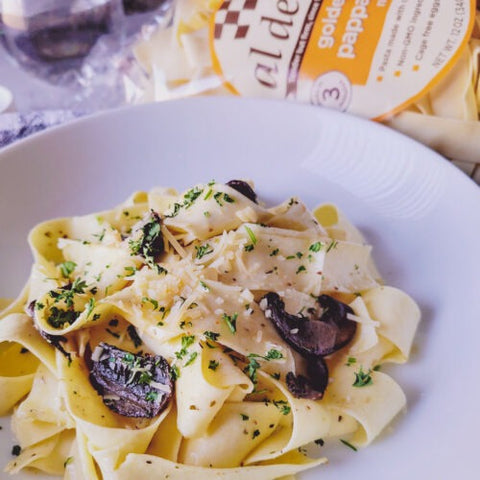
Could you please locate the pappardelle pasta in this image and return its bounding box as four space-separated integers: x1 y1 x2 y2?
0 180 420 479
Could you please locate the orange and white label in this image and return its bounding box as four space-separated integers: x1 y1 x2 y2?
210 0 475 119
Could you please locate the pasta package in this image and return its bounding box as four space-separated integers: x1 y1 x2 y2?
0 180 420 479
128 0 480 179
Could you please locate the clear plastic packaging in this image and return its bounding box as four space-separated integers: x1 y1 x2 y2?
0 0 173 111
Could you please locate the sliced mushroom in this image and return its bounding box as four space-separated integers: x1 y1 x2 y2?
316 294 357 353
89 343 173 418
286 356 329 400
261 292 357 399
226 180 258 203
262 292 356 357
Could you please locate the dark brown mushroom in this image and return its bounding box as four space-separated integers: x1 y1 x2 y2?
286 356 329 400
262 292 356 357
226 180 258 204
261 292 357 399
89 343 173 418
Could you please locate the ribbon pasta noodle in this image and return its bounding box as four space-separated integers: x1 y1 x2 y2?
0 180 420 479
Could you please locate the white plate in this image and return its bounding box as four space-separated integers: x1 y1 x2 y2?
0 98 479 479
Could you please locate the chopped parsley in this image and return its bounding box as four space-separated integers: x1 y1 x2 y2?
175 335 196 360
352 366 373 387
183 186 203 208
195 244 213 259
48 278 87 308
204 188 213 200
123 352 135 364
223 193 235 203
244 355 261 385
345 356 357 367
243 350 284 389
145 391 159 402
273 400 291 415
128 211 164 271
340 439 357 451
240 413 249 421
326 240 339 253
244 226 257 245
184 352 198 367
47 306 80 329
309 242 323 252
270 248 279 256
166 186 205 218
214 191 235 206
171 365 180 380
35 301 45 310
222 313 238 334
263 349 284 360
59 261 76 278
86 298 96 318
296 265 306 274
93 228 106 242
142 297 159 310
208 360 220 371
204 331 220 342
124 266 137 277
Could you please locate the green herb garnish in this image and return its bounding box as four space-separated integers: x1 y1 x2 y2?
352 366 373 387
195 244 213 259
309 242 323 252
208 360 220 371
340 439 357 451
222 313 238 334
244 226 257 245
59 261 76 278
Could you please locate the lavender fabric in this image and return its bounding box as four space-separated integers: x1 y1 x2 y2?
0 110 80 148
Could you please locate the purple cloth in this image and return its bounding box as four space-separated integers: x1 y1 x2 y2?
0 110 80 148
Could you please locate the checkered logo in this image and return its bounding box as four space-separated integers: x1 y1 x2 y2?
214 0 258 40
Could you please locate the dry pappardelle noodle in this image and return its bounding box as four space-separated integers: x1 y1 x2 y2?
0 180 420 479
130 1 480 179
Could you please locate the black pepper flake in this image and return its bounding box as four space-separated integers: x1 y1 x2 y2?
11 445 21 456
127 325 143 348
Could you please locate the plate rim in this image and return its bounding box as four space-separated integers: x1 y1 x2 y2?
1 97 478 194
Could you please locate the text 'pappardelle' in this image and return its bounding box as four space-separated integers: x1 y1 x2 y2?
0 180 420 479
